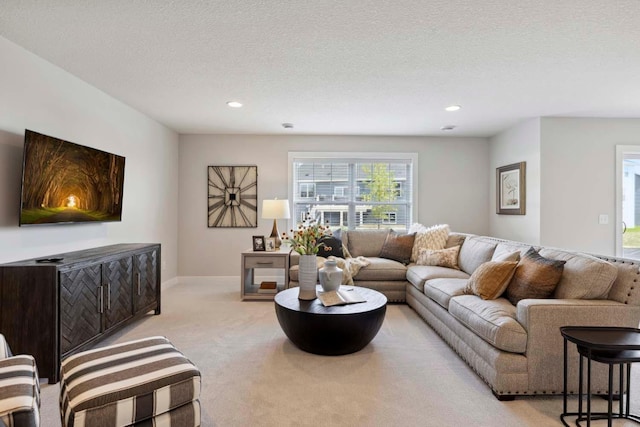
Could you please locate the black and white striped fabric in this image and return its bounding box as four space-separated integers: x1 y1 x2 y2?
0 354 41 427
59 336 201 427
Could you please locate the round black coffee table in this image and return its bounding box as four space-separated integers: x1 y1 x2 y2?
274 285 387 355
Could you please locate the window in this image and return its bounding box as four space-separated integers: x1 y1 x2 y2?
289 152 417 230
299 183 315 198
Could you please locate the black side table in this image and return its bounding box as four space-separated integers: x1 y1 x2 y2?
560 326 640 427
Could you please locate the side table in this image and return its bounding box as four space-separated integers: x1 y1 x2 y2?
560 326 640 427
241 247 290 300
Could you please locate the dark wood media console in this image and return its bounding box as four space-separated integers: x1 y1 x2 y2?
0 243 161 383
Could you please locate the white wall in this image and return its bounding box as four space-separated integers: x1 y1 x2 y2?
489 118 541 244
179 134 490 276
0 36 180 280
540 117 640 255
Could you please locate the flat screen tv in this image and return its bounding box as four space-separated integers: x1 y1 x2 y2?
19 130 126 226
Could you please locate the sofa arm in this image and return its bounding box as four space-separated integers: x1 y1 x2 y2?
289 251 300 267
516 299 640 393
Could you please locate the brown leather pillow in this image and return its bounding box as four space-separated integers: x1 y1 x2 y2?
465 261 518 300
506 247 566 305
379 231 415 265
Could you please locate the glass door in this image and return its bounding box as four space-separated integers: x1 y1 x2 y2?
617 146 640 258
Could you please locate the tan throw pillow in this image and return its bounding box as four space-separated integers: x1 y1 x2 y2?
416 245 460 269
464 261 518 300
379 231 415 265
506 247 566 305
411 224 450 262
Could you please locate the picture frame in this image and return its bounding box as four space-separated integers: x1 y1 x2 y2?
252 235 266 251
207 165 258 228
496 162 526 215
265 237 276 252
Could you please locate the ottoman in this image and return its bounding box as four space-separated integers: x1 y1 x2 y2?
59 336 201 427
0 355 40 427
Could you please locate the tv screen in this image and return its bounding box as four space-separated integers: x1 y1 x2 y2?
19 130 126 226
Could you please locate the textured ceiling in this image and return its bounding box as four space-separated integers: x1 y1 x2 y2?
1 1 639 136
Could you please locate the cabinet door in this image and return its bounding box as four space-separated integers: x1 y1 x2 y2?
133 249 158 314
59 265 102 354
103 257 133 330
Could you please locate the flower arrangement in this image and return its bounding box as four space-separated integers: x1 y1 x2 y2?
282 215 332 255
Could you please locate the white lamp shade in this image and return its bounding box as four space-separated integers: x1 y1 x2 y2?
262 199 291 219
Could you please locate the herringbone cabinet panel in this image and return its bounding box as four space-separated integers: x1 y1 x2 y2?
135 250 157 313
60 265 102 354
103 258 133 330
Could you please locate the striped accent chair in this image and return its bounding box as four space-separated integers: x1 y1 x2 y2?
0 334 41 427
59 336 201 427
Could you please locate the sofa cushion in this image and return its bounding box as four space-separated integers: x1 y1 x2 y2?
506 247 566 305
406 265 470 291
424 278 469 309
539 248 618 300
411 224 450 262
352 257 407 281
491 242 531 261
464 261 518 300
346 230 389 257
448 295 528 353
379 231 415 265
445 232 467 249
458 237 498 275
416 246 460 269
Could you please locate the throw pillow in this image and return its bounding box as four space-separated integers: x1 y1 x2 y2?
379 231 415 265
416 245 460 269
464 261 518 300
493 250 521 262
505 247 566 305
318 236 344 258
411 224 450 263
408 222 428 234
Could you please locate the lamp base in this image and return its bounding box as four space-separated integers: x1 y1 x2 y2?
270 219 282 248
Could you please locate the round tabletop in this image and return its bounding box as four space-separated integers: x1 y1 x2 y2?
274 285 387 355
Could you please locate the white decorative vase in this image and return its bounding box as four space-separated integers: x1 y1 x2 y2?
298 254 318 300
319 259 342 292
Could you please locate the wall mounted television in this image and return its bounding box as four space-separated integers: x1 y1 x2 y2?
19 130 126 226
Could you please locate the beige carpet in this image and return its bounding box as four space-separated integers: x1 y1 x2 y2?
41 277 639 426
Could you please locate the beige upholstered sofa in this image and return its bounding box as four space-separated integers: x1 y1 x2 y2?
288 229 640 400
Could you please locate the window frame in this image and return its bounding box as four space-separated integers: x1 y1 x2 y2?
288 152 418 231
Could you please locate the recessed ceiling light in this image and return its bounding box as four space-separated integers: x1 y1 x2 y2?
282 123 294 129
441 125 456 131
445 105 461 112
226 101 243 108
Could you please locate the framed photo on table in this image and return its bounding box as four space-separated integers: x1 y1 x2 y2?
252 235 265 251
496 162 526 215
265 237 276 252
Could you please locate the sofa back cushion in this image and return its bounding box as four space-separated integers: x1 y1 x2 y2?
538 248 617 300
458 236 498 275
492 242 531 261
345 229 389 257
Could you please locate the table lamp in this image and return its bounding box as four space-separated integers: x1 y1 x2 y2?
262 199 291 249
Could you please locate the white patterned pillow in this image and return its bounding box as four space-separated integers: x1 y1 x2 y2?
408 223 428 234
411 224 450 263
416 245 460 269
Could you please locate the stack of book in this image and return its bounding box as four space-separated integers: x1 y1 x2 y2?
258 281 278 294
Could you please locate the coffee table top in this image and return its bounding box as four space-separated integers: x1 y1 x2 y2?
560 326 640 351
275 285 387 315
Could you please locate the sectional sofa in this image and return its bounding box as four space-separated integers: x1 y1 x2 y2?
288 229 640 400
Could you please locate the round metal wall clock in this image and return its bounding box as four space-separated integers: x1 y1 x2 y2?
207 165 257 227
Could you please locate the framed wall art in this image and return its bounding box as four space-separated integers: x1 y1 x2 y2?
208 165 258 227
496 162 526 215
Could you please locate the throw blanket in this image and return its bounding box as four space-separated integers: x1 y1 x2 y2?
324 256 371 285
